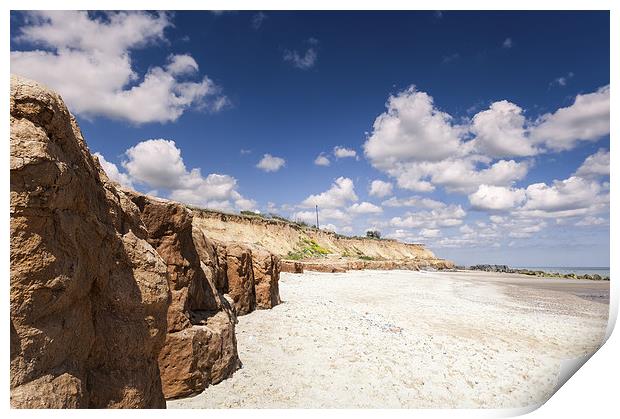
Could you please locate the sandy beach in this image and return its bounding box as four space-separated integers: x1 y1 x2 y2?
168 270 609 409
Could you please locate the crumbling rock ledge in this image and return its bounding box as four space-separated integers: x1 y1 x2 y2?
124 192 242 400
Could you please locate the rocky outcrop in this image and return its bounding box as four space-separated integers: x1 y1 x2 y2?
249 246 282 309
466 265 609 281
469 264 512 273
426 259 456 270
126 193 241 399
10 75 170 408
157 311 238 399
221 243 256 315
198 240 282 315
300 261 348 273
9 75 255 406
281 260 304 274
192 229 228 295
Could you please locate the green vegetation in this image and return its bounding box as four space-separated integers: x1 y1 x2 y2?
302 238 330 254
237 211 314 229
341 247 373 260
286 238 330 260
366 230 382 239
269 213 291 222
240 210 265 218
285 251 304 260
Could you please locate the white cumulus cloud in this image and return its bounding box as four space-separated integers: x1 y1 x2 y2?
364 86 463 168
322 223 337 232
294 208 348 224
469 185 526 211
575 216 607 227
363 85 609 196
333 146 358 159
314 153 330 166
301 177 358 209
382 196 446 209
390 204 466 229
369 180 393 198
471 100 538 157
574 149 609 178
348 202 383 215
363 86 529 194
530 85 610 151
96 139 254 211
518 176 606 218
256 154 286 172
420 228 441 238
10 11 227 124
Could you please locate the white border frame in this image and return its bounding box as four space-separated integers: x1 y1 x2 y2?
2 2 616 418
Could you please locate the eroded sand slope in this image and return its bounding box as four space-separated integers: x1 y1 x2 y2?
169 270 609 409
192 210 440 261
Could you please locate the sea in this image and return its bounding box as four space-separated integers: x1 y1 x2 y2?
515 266 610 277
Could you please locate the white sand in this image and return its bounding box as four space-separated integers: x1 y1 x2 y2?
168 270 609 409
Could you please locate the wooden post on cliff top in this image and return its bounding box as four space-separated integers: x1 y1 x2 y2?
315 205 319 229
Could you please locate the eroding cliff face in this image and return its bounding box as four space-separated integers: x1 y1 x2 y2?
192 210 454 270
10 75 170 408
125 193 241 399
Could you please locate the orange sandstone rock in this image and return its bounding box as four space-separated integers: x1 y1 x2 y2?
10 75 169 408
126 194 241 399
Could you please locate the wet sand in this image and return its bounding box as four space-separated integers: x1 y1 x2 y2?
496 275 609 304
168 270 609 409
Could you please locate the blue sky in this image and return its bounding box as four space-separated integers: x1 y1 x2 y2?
10 10 610 266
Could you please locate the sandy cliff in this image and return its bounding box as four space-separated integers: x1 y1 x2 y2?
192 210 453 271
